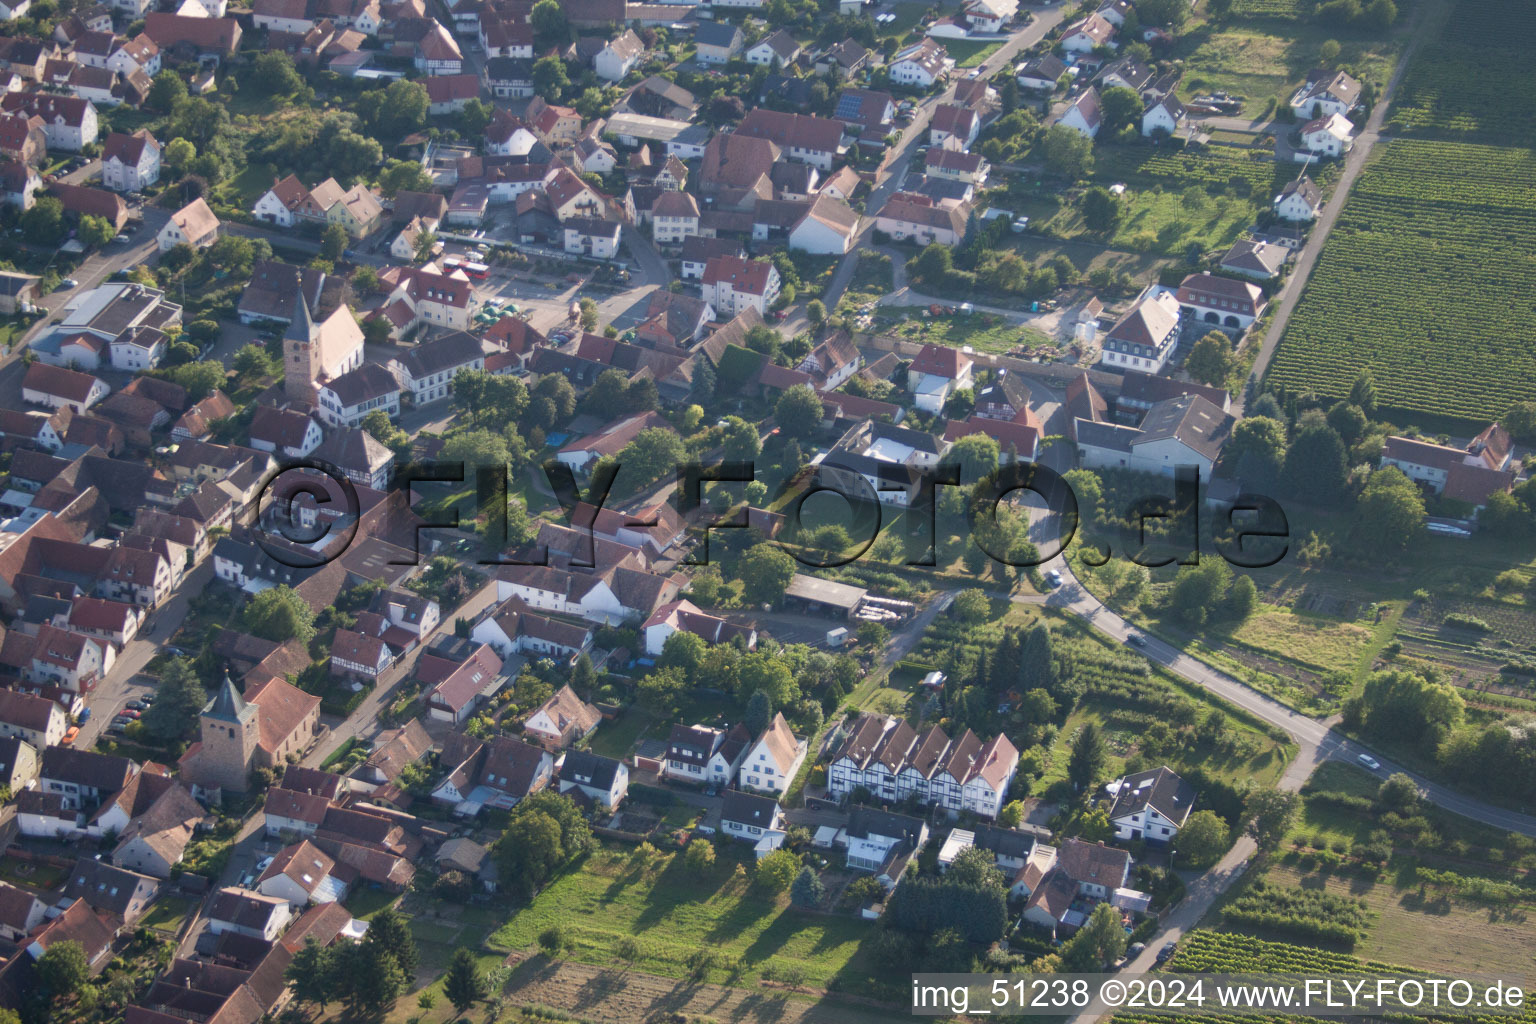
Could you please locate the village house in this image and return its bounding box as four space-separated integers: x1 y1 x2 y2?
557 749 628 809
700 255 781 316
827 713 1018 818
100 129 159 191
157 197 219 251
1107 765 1196 844
1175 271 1266 330
520 684 602 749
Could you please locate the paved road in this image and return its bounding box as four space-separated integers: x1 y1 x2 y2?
301 579 501 768
820 4 1068 310
81 561 217 749
1239 0 1445 413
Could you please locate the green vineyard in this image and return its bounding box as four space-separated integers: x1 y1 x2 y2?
1266 139 1536 425
1387 0 1536 137
1111 932 1524 1024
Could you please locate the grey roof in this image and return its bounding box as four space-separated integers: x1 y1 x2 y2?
1074 418 1139 453
847 805 925 844
1134 394 1234 463
1220 238 1288 277
559 749 623 791
324 363 398 407
204 671 255 724
64 857 159 917
1019 53 1066 81
395 330 485 379
721 789 779 827
693 21 741 48
1107 765 1196 827
968 823 1037 860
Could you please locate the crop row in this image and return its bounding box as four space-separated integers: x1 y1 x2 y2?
1267 140 1536 422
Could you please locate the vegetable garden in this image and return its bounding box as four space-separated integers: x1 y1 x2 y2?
1267 139 1536 424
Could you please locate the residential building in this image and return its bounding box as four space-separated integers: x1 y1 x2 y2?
890 38 949 87
738 712 806 795
1274 175 1322 222
100 129 159 191
1175 271 1266 330
1288 68 1361 119
700 255 781 316
557 749 627 809
157 197 219 251
1296 112 1354 159
693 21 742 64
389 329 485 406
721 790 785 853
1107 765 1196 844
1075 393 1235 478
1098 289 1180 373
521 684 601 749
827 713 1018 818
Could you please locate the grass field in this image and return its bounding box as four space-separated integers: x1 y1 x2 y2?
1225 605 1377 675
1170 15 1402 116
486 845 886 997
1267 139 1536 425
882 307 1052 353
943 38 1006 68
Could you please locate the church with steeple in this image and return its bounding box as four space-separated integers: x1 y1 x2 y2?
283 291 366 403
179 670 324 794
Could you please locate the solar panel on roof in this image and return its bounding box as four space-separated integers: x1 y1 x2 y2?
833 94 863 120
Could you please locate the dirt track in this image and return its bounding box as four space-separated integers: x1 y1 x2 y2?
501 955 909 1024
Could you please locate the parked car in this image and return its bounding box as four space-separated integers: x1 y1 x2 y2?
61 726 80 746
117 708 140 719
125 699 146 711
1156 942 1177 963
1044 569 1062 588
107 724 125 736
138 693 156 704
59 278 78 289
1357 753 1382 771
78 707 91 721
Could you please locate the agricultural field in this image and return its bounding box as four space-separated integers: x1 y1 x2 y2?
1267 139 1536 425
1387 0 1536 138
486 844 888 998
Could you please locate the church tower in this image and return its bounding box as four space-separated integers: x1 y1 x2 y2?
196 671 260 792
283 292 319 402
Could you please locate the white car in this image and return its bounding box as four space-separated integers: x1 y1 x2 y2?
1044 569 1063 588
1357 753 1382 771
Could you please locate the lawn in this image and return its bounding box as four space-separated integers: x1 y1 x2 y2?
584 707 649 760
140 896 197 936
880 306 1052 353
485 845 887 997
943 38 1006 68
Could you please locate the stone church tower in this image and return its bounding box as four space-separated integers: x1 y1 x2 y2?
283 292 319 402
196 672 259 792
